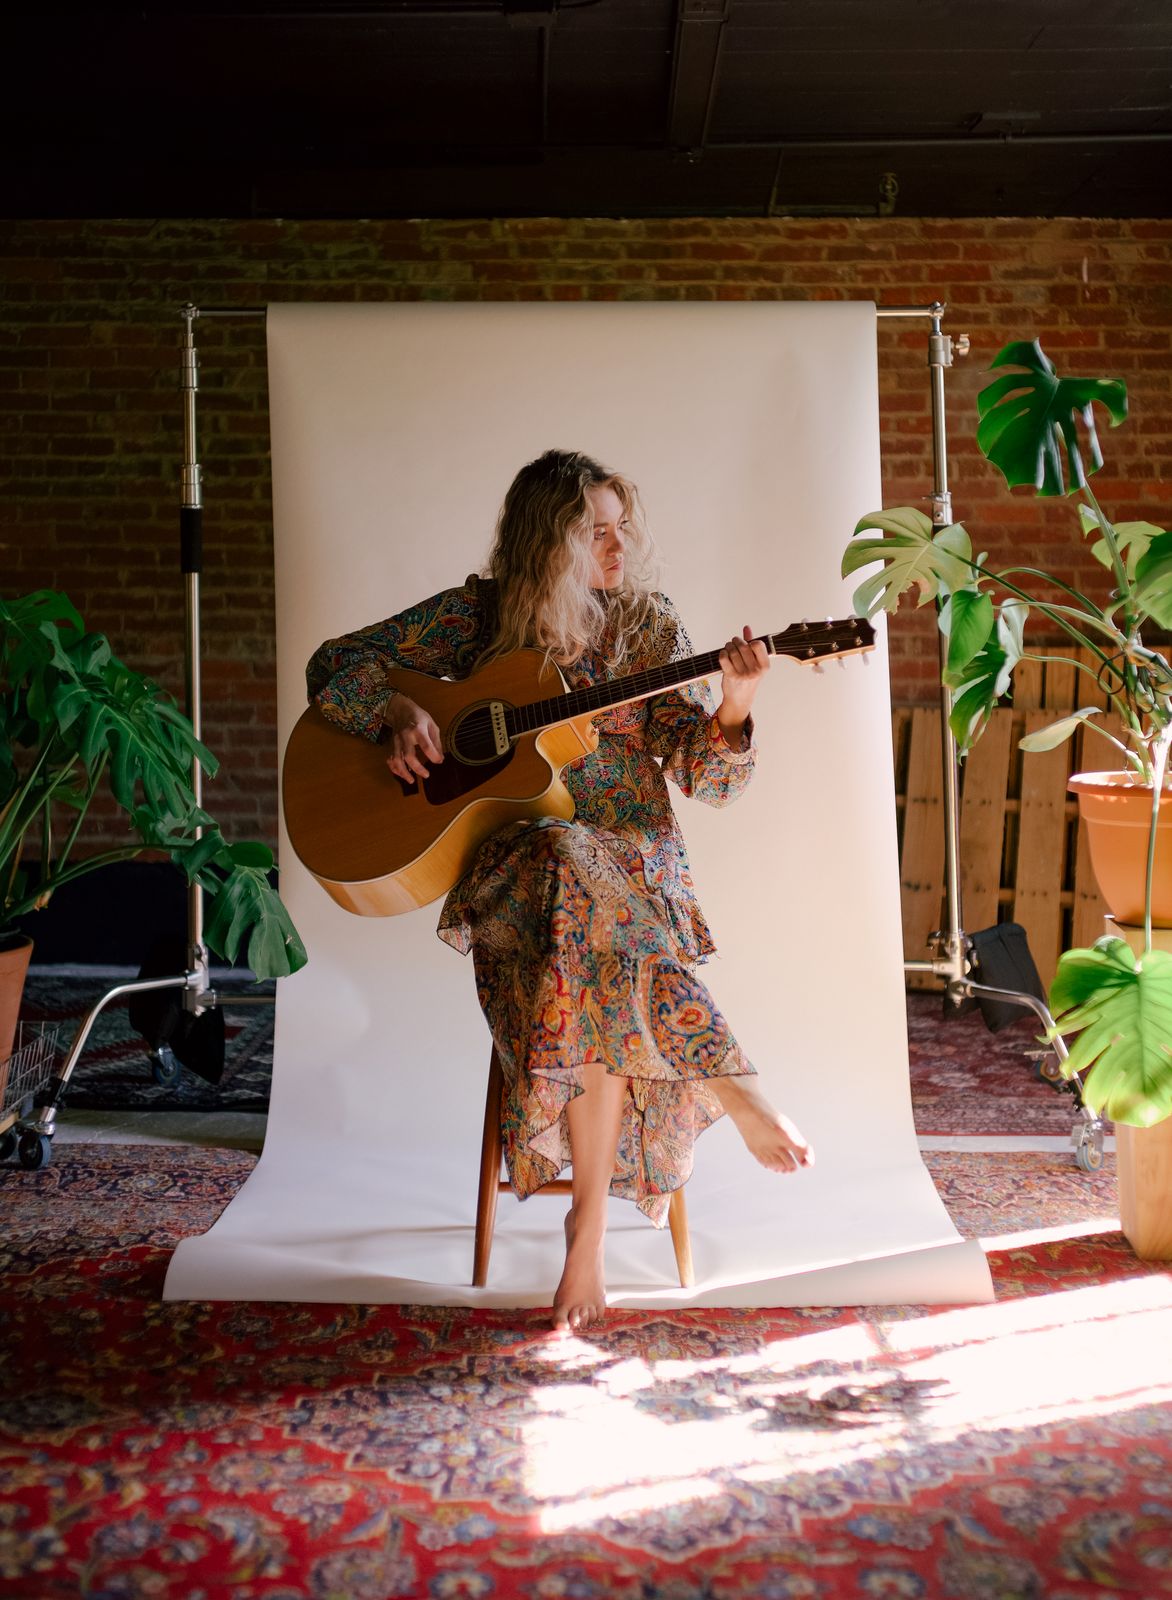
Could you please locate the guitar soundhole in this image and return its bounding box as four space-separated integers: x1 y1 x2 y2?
420 704 514 806
450 705 501 765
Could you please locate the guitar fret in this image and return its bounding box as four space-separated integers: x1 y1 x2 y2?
502 622 873 741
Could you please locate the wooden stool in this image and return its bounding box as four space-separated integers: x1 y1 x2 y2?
473 1045 695 1289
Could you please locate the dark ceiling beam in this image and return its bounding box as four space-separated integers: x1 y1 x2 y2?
667 0 730 152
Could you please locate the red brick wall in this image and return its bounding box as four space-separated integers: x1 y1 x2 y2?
3 217 1170 851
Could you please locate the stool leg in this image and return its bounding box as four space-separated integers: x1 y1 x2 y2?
473 1046 506 1287
667 1186 694 1288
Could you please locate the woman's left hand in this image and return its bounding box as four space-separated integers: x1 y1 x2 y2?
717 626 769 743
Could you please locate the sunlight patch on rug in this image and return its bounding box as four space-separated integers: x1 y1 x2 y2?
526 1320 923 1534
522 1274 1172 1543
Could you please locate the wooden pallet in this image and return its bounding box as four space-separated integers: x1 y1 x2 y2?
894 647 1116 990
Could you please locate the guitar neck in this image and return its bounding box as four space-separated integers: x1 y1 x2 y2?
505 617 875 738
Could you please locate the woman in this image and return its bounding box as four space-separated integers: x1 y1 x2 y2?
306 449 813 1332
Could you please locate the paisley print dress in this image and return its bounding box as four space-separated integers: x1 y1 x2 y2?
306 576 758 1225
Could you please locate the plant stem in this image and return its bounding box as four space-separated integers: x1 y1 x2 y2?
0 738 59 866
973 568 1116 669
1003 597 1128 643
996 567 1105 616
1081 483 1138 636
1081 718 1142 767
50 752 108 886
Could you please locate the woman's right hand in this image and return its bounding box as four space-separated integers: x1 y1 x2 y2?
384 694 444 785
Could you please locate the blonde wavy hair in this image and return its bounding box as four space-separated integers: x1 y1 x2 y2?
480 449 661 669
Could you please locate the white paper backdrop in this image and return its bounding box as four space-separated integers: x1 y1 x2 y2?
164 301 992 1308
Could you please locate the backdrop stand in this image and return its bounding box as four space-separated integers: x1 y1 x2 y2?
23 300 1101 1176
881 303 1104 1173
18 306 272 1167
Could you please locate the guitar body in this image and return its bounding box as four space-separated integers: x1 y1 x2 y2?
282 651 599 916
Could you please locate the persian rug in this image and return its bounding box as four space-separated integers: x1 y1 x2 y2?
905 991 1088 1139
20 973 1084 1138
2 1144 1168 1600
17 971 274 1112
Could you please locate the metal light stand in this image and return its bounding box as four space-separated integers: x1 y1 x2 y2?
880 302 1104 1172
16 305 271 1169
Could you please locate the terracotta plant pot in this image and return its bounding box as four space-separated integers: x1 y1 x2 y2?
1069 771 1172 928
0 932 34 1066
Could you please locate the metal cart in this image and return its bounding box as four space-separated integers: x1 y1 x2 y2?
0 1023 62 1170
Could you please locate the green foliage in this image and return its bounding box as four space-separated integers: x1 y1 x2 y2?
1049 939 1172 1126
1133 532 1172 631
839 338 1172 1127
976 339 1127 497
1017 708 1105 754
1080 510 1165 583
841 340 1171 773
0 590 306 979
842 509 975 614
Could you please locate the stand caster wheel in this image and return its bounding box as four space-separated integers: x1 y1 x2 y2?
0 1129 17 1162
149 1047 180 1087
17 1131 52 1170
1073 1126 1104 1172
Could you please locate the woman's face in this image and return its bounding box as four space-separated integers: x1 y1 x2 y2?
585 482 628 591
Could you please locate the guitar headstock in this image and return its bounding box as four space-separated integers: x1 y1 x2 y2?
767 617 876 664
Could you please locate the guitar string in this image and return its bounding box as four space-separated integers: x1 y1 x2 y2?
506 624 870 739
454 626 871 760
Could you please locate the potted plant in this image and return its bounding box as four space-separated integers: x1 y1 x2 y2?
1 588 307 1059
841 339 1172 1251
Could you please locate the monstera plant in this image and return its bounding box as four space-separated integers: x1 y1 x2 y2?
1 589 306 988
842 339 1172 1130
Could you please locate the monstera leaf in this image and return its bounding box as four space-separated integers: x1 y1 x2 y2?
1078 507 1166 582
940 587 995 688
945 598 1028 752
1133 530 1172 630
138 819 307 979
1 587 307 978
1018 707 1106 754
842 509 976 615
1050 938 1172 1127
977 340 1127 497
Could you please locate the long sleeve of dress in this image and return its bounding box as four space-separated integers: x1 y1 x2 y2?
305 578 491 742
642 596 756 808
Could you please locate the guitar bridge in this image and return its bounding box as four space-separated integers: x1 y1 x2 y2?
489 700 510 757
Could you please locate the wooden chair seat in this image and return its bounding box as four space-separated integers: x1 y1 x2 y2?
473 1045 695 1289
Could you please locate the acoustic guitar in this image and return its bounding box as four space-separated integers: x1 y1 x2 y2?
282 616 875 917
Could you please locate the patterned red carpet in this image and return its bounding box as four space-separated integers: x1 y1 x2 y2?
2 1145 1169 1599
905 992 1087 1138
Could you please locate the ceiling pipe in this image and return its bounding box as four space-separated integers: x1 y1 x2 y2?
709 131 1172 151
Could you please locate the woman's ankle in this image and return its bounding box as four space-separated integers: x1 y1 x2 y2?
565 1201 606 1248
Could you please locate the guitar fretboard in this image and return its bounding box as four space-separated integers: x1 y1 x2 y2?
505 618 874 738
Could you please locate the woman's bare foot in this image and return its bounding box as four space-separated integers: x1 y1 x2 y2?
552 1206 608 1333
713 1076 814 1173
